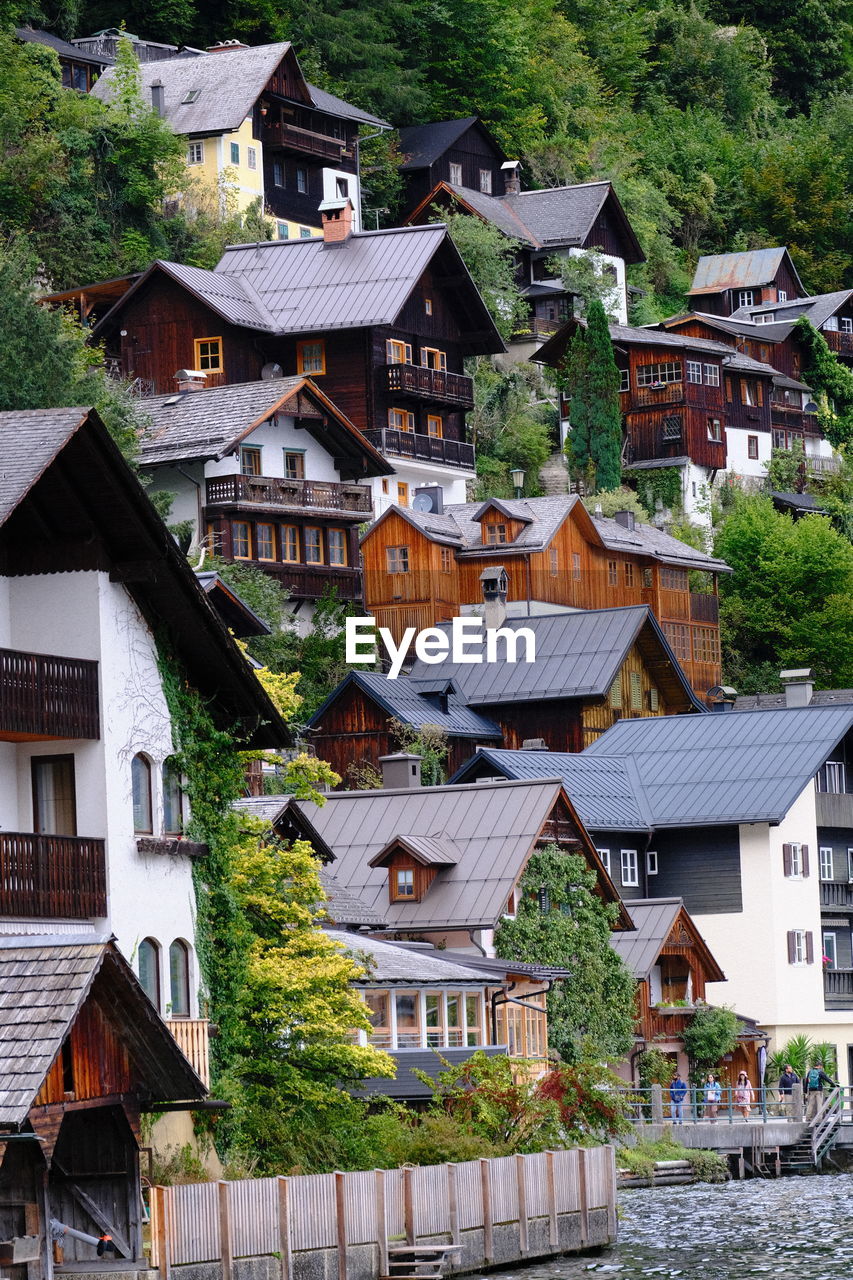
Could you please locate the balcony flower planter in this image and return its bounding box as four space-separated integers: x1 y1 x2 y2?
654 1003 694 1015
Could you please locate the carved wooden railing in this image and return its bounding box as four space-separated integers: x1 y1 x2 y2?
165 1018 211 1087
0 647 99 740
205 474 372 512
384 364 475 406
0 832 106 918
363 427 475 469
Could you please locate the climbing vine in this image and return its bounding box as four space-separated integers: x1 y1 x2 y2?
794 317 853 449
628 466 684 518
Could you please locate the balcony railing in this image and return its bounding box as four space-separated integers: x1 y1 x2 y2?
626 383 685 409
689 592 719 624
260 120 346 161
770 404 820 433
820 881 853 908
258 562 362 600
166 1017 211 1087
0 832 106 918
823 329 853 356
205 474 373 513
816 792 853 828
0 647 99 741
384 364 475 407
363 427 475 470
825 968 853 1007
806 455 842 475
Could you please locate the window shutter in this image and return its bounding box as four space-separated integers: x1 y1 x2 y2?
806 931 814 964
801 844 810 878
787 931 796 964
782 843 792 877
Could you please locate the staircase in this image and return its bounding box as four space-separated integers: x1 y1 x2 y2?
539 450 569 496
779 1087 844 1172
382 1244 462 1280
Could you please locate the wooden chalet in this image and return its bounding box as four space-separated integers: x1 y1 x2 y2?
0 937 205 1273
398 116 509 218
15 26 113 91
360 495 729 697
91 216 503 507
687 247 805 317
139 377 392 606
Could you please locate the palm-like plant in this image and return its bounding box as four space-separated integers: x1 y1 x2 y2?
767 1033 814 1081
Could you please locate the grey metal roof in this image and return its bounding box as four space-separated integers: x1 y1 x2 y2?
306 82 389 127
17 25 114 64
611 323 748 357
326 931 490 984
609 898 683 978
371 833 461 866
407 605 697 706
442 494 579 553
741 290 853 330
689 248 801 296
449 748 650 832
295 778 565 932
583 705 853 827
734 689 853 711
0 407 90 524
591 513 731 573
399 117 483 170
662 312 785 341
317 872 387 927
308 670 502 738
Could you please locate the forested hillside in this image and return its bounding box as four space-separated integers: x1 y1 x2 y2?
6 0 852 313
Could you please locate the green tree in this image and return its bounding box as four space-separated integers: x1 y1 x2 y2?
681 1004 739 1073
495 846 636 1064
559 300 622 491
793 317 853 448
467 362 555 500
440 209 527 343
764 439 806 492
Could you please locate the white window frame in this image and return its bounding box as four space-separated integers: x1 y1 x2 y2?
647 850 658 876
823 932 838 969
778 290 787 303
703 364 720 386
821 760 846 794
247 146 257 170
187 141 204 164
820 846 834 881
792 929 807 965
597 848 611 876
789 842 803 878
841 317 853 334
620 849 639 888
738 289 755 308
686 360 702 384
847 848 853 884
755 312 776 324
479 168 492 194
619 368 630 393
449 161 462 185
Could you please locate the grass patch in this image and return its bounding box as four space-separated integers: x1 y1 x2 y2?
618 1136 728 1183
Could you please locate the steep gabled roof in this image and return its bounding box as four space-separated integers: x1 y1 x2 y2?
689 247 804 297
137 376 392 474
196 570 271 637
307 670 502 739
307 83 389 127
609 898 725 982
582 705 853 827
16 25 114 64
232 793 337 863
735 290 853 330
0 937 205 1126
406 605 702 709
368 832 460 867
398 117 501 170
318 872 387 927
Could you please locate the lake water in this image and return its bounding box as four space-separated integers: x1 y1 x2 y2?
470 1174 853 1280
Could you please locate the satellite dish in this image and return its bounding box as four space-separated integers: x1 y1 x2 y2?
261 362 284 381
804 400 818 414
412 492 434 512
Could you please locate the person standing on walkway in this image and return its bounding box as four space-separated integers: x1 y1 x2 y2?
778 1064 800 1116
704 1072 721 1122
803 1063 837 1121
670 1073 688 1124
734 1071 754 1120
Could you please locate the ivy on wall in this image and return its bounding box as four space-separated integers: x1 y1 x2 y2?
628 466 684 518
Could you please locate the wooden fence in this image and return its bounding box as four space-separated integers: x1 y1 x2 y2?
150 1147 616 1279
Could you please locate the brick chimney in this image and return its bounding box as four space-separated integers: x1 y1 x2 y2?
207 39 250 52
319 198 355 245
151 80 165 116
780 668 814 708
501 160 522 196
174 369 207 393
378 753 422 790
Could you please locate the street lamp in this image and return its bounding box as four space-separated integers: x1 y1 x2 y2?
510 467 525 499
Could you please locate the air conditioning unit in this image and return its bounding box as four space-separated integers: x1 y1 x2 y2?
412 485 444 514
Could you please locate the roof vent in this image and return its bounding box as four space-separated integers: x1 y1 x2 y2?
706 684 737 713
207 39 250 52
521 738 547 751
151 80 165 115
174 369 207 393
614 509 636 531
378 753 422 791
501 159 521 196
780 668 814 708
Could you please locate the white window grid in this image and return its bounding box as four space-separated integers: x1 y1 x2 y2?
620 849 639 887
819 846 834 881
686 361 702 384
637 362 681 387
703 364 720 386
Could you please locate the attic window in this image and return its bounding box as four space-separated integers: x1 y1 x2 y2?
182 89 201 103
393 867 415 900
484 522 507 545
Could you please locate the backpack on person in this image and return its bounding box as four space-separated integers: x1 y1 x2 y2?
806 1067 822 1090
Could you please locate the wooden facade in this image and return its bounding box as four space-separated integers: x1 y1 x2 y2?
399 119 508 217
361 503 723 695
689 255 803 317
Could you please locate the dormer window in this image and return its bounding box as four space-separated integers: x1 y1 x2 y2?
393 867 415 899
484 522 507 545
370 832 458 905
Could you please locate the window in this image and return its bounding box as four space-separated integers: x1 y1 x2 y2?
778 290 787 303
388 407 415 432
427 414 443 437
425 298 433 316
247 146 257 170
397 482 409 506
661 566 688 591
572 552 581 580
630 670 642 711
387 546 410 574
163 760 183 835
787 929 812 966
304 527 323 563
686 360 702 384
280 525 299 562
823 933 837 970
620 849 639 888
741 378 764 407
296 167 307 193
421 347 447 371
738 289 755 308
773 428 804 451
194 337 222 372
466 993 483 1046
441 547 453 573
230 141 240 165
131 754 152 834
479 169 492 193
707 418 723 442
609 679 622 709
662 414 682 441
848 848 853 884
725 375 734 401
842 318 853 334
32 755 77 836
820 847 834 881
608 560 618 586
276 221 289 240
647 850 658 876
664 622 691 664
284 451 305 479
394 867 415 899
299 226 312 238
818 761 847 794
386 339 413 365
256 523 275 560
232 521 251 558
755 312 775 324
169 940 190 1016
703 364 720 387
328 529 347 566
187 141 204 164
759 345 770 362
297 340 325 375
783 842 808 878
636 361 681 387
550 548 558 577
484 522 508 545
649 687 660 712
395 992 419 1045
619 368 630 393
181 88 201 104
748 434 759 460
273 160 285 187
597 848 611 875
692 626 720 664
138 939 160 1010
381 479 389 495
335 177 349 198
449 162 462 185
824 316 839 332
240 445 262 476
624 562 635 587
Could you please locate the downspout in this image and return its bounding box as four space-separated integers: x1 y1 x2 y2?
525 554 531 617
176 464 203 540
490 980 557 1046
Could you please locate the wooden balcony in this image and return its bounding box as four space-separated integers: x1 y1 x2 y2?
384 364 475 408
823 329 853 358
0 831 106 918
824 968 853 1009
363 427 475 470
820 881 853 908
259 120 346 160
624 383 685 409
806 455 842 475
253 561 363 600
0 647 99 741
689 592 719 624
205 474 372 514
770 404 820 434
165 1017 210 1087
816 792 853 827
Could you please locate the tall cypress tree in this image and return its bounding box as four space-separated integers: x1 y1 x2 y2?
560 299 623 491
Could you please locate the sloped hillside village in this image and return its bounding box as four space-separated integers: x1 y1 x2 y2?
2 18 853 1274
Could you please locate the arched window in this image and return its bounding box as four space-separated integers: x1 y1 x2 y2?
132 754 152 834
169 940 190 1017
138 938 160 1010
163 759 183 836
